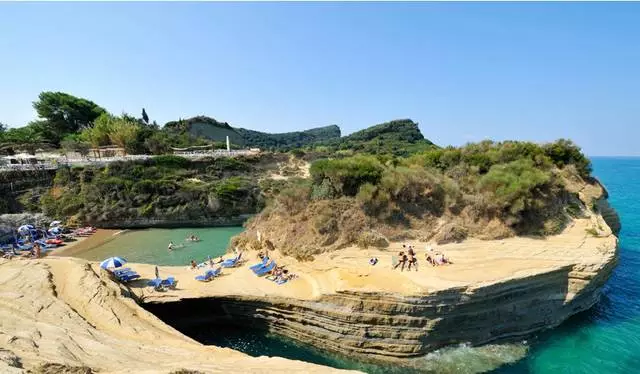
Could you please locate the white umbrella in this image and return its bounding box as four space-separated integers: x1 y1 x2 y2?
49 221 62 227
17 224 34 233
100 257 127 269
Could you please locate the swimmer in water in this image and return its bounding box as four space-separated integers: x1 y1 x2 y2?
168 241 174 251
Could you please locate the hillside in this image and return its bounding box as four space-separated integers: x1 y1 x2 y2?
235 125 341 150
312 119 437 157
164 116 341 150
164 116 245 146
231 139 616 261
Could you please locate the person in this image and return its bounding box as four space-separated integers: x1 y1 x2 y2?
369 257 378 266
168 241 174 251
407 252 418 271
408 245 416 258
155 266 160 280
33 242 41 259
190 259 197 269
209 256 214 268
393 252 408 271
425 252 436 266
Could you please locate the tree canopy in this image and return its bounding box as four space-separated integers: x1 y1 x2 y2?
32 91 106 143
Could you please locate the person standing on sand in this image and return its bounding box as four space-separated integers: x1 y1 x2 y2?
190 259 197 269
394 252 408 271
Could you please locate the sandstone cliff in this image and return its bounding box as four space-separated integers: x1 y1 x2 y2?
0 257 359 374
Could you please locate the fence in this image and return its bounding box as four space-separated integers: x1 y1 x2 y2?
0 150 259 172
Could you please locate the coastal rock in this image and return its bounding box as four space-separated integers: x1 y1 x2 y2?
0 258 359 374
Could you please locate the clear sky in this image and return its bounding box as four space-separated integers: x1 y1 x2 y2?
1 2 639 156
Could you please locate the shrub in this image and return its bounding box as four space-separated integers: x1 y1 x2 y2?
152 155 190 169
310 155 384 196
478 159 551 213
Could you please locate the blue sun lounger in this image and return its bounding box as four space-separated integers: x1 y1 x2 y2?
161 276 178 289
252 261 276 276
116 272 140 283
195 267 220 282
250 257 269 272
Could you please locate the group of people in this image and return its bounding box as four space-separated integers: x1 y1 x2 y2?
168 234 202 251
392 243 452 271
266 264 298 283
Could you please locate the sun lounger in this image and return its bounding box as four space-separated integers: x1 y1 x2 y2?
195 267 220 282
252 261 276 276
147 278 162 290
250 257 269 271
161 277 178 289
116 272 140 282
221 253 243 268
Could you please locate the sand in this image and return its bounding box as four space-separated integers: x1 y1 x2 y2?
122 217 616 303
50 229 123 257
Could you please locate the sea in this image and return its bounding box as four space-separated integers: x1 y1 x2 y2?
72 157 639 374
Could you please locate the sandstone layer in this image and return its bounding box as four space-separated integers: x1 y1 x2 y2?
132 215 618 365
0 257 359 374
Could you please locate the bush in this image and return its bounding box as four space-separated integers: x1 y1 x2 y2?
478 159 552 214
152 155 190 169
310 155 384 196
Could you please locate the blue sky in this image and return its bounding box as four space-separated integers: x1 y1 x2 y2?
1 2 639 156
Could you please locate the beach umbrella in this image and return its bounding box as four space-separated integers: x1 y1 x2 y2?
49 227 62 234
17 224 34 233
49 221 62 227
100 257 127 269
155 266 159 279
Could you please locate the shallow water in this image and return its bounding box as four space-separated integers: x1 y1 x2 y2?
80 157 637 373
72 226 244 266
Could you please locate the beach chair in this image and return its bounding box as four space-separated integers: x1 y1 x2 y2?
117 272 140 283
250 257 269 272
147 278 162 290
195 269 217 282
221 253 243 268
161 277 178 289
252 261 276 276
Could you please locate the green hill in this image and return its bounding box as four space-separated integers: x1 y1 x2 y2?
164 116 245 146
164 116 341 150
234 125 341 150
314 119 437 157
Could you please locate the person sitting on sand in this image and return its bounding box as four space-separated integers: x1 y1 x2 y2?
190 259 197 269
425 253 436 266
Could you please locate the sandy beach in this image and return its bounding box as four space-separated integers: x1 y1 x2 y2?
51 229 124 257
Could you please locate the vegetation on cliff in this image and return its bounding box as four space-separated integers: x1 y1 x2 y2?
308 119 436 157
235 139 595 260
36 155 264 226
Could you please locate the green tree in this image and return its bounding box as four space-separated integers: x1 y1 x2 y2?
109 117 141 154
32 91 106 142
142 108 149 125
80 113 114 158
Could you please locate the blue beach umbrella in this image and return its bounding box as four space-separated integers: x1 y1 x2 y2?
100 257 127 269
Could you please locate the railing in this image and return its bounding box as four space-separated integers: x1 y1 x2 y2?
0 150 259 172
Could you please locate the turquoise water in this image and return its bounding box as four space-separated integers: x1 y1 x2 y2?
494 157 640 374
81 157 637 373
73 227 244 266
